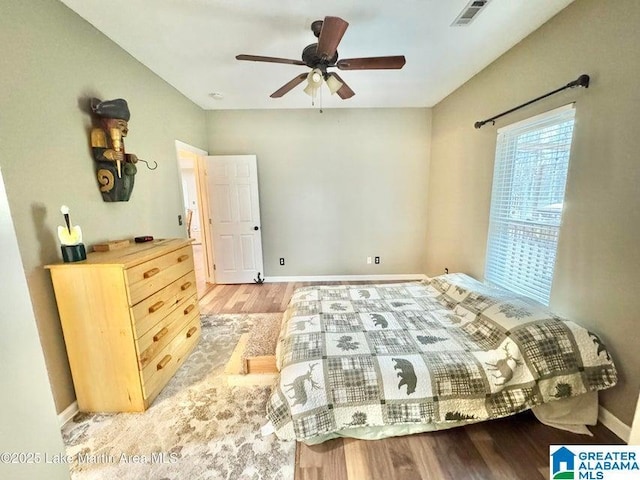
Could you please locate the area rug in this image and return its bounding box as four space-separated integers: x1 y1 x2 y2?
62 313 295 480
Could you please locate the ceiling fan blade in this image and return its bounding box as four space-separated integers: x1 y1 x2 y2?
329 73 355 99
317 16 349 59
270 73 308 98
236 54 306 66
336 56 406 70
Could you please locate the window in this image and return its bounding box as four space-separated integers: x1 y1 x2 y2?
484 104 575 305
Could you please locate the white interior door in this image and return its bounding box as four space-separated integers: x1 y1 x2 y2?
204 155 264 284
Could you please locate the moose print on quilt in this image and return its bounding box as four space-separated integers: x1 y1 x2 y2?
267 275 617 442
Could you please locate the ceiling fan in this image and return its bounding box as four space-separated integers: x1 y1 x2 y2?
236 16 406 100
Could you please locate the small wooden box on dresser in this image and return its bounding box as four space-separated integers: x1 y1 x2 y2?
47 238 201 412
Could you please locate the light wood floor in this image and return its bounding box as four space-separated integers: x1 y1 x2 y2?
199 282 623 480
199 281 392 315
294 413 622 480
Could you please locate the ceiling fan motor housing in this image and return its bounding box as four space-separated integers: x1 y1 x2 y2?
302 43 338 71
311 20 324 38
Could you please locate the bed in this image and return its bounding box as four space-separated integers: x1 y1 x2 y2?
264 274 617 444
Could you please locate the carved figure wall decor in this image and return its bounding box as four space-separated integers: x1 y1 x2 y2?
89 98 157 202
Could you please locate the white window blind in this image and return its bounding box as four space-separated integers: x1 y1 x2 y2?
485 104 575 305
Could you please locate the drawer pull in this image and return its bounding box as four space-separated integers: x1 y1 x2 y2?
153 327 169 342
148 300 165 313
143 267 160 279
156 355 172 370
177 254 189 263
180 281 192 291
186 326 198 338
183 304 195 315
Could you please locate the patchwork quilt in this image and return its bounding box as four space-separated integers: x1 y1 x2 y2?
266 274 617 442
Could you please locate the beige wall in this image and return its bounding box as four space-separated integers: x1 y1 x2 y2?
631 393 640 445
426 0 640 425
206 108 431 276
0 0 206 412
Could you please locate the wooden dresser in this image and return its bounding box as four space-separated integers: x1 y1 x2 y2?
47 238 200 412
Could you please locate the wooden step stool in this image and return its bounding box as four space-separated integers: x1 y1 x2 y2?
225 313 281 387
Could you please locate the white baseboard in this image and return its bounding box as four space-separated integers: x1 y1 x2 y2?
599 406 631 443
264 274 427 283
58 401 78 427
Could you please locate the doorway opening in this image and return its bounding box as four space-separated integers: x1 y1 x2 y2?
175 141 213 296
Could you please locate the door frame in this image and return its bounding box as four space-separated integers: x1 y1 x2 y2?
174 140 215 284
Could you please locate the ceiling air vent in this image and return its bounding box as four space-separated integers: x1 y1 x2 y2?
451 0 491 26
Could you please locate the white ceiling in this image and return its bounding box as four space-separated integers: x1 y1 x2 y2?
60 0 574 110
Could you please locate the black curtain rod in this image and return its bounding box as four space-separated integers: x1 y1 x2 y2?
474 74 590 129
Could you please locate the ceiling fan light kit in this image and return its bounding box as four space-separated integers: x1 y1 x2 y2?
325 74 344 95
303 68 323 99
236 16 406 105
308 69 323 87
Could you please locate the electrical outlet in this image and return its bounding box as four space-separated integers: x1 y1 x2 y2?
367 256 372 264
279 258 285 266
374 256 380 264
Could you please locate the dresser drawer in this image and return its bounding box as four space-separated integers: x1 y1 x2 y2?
126 245 195 305
130 272 197 338
136 293 198 370
47 238 197 412
141 316 201 402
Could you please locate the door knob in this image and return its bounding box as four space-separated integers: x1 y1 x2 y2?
253 226 259 231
